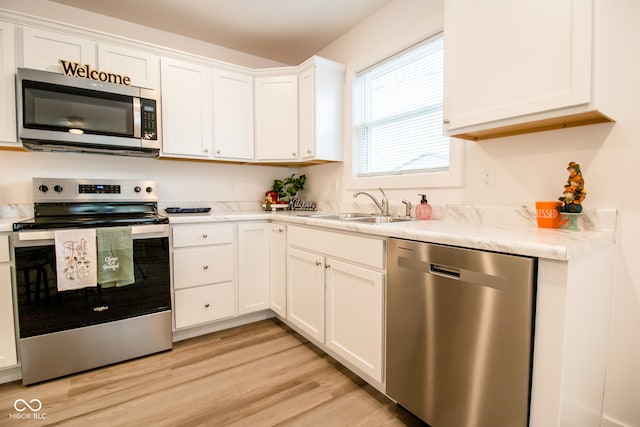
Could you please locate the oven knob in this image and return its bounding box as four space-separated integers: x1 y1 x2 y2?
134 186 142 193
54 185 63 193
145 186 153 193
38 185 49 193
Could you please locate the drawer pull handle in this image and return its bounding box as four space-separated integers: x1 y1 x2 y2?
204 303 210 308
315 261 322 266
202 234 208 239
203 265 209 270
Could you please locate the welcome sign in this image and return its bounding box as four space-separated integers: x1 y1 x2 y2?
59 59 132 86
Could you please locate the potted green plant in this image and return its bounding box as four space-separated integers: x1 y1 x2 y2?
271 173 306 201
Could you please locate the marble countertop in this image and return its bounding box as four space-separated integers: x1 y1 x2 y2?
168 210 615 261
1 209 614 260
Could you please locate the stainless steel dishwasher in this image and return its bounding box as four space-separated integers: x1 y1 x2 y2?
386 238 536 427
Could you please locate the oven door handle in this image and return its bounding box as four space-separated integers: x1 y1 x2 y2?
17 224 168 241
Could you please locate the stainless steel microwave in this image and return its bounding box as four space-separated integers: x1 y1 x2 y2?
16 68 161 157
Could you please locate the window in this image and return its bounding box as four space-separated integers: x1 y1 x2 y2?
353 33 448 178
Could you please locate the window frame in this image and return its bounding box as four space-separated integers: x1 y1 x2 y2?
345 31 464 190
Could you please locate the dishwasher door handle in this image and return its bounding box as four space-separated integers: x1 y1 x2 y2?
397 256 506 290
429 263 461 279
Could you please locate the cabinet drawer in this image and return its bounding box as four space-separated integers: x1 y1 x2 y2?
172 223 234 247
288 225 384 269
174 282 235 329
0 235 8 263
173 245 234 289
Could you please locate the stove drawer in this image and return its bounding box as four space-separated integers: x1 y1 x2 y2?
173 245 234 289
172 223 234 247
174 282 235 329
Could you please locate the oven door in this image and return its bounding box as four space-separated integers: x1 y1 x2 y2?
13 225 170 339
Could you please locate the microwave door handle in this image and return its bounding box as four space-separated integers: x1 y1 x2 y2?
133 97 141 138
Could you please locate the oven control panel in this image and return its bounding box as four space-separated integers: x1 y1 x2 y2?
33 178 158 202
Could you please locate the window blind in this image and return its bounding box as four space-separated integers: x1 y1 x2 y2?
354 34 448 177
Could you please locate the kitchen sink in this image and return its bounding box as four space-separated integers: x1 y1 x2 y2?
303 212 414 224
346 216 414 224
305 212 370 220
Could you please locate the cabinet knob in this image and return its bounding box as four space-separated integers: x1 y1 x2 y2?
315 261 322 266
443 119 450 125
307 149 312 154
279 228 285 233
202 234 208 239
292 152 297 157
203 265 209 270
204 303 210 308
204 148 209 153
325 264 331 269
216 149 221 154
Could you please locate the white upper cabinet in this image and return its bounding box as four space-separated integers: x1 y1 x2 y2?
443 0 612 140
0 21 16 146
160 57 213 158
298 57 344 162
97 43 160 90
21 27 96 73
254 74 298 161
213 67 254 160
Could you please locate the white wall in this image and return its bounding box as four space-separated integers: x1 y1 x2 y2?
312 0 639 426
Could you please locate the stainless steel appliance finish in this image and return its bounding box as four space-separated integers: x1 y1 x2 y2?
12 178 171 385
16 68 160 157
386 238 536 427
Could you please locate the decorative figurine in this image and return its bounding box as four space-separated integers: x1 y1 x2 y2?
558 161 586 213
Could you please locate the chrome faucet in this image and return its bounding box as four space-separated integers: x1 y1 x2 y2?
401 199 412 217
353 187 389 215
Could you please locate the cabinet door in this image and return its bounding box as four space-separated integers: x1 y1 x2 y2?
269 224 287 317
254 75 298 161
0 236 17 367
0 22 16 145
444 0 592 133
213 68 254 160
325 258 384 382
22 27 96 73
98 43 160 89
160 57 213 157
298 66 315 159
238 223 270 314
298 59 344 161
287 247 325 342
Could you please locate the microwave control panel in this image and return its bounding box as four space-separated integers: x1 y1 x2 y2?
141 98 157 140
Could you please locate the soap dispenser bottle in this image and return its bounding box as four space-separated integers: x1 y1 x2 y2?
415 194 432 220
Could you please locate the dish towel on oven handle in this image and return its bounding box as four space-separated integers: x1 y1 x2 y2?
54 228 98 291
96 226 134 288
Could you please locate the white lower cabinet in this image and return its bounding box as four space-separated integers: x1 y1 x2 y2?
286 225 385 383
269 224 287 317
237 223 270 314
287 247 326 342
325 258 384 383
174 282 235 329
172 223 236 329
0 234 17 368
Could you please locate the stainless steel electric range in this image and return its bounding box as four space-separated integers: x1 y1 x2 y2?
12 178 171 385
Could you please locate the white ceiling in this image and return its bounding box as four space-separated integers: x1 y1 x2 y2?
50 0 393 65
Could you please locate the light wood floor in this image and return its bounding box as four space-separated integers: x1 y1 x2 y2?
0 319 426 426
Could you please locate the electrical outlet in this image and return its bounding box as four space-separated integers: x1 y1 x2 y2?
480 166 496 189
